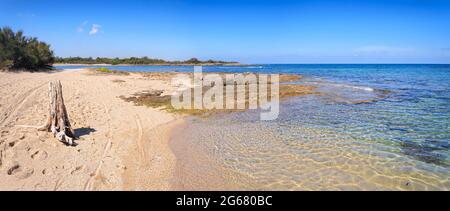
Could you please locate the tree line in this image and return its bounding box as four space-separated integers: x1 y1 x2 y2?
0 27 54 71
55 57 238 65
1 27 239 71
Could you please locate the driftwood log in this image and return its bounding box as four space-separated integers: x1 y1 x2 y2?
38 81 76 146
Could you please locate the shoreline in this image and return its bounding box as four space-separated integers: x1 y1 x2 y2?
168 117 248 190
122 119 185 190
122 117 244 191
0 68 313 190
1 68 448 190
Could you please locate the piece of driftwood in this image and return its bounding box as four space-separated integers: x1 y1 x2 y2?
38 81 76 146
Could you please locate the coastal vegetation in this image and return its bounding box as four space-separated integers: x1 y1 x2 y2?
0 27 54 71
55 56 240 66
0 27 239 72
120 73 316 116
92 67 130 75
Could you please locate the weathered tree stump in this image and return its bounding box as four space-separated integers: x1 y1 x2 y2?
38 81 76 146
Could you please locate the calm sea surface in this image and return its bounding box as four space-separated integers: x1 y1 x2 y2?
57 64 450 190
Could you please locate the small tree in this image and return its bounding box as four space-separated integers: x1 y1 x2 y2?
186 58 201 64
0 27 54 71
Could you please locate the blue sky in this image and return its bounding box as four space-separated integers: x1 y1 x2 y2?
2 0 450 63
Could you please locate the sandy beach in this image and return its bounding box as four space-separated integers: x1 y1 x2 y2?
0 68 313 191
2 0 449 196
2 68 447 191
0 69 180 190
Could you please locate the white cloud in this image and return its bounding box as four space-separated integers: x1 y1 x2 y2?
354 45 414 54
89 24 101 35
77 21 88 32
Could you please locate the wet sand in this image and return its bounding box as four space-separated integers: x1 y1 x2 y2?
168 118 248 190
0 68 319 190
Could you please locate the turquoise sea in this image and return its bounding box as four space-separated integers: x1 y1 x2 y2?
57 64 450 190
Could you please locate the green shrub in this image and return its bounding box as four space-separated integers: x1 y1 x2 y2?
93 67 130 75
0 27 55 71
97 67 112 73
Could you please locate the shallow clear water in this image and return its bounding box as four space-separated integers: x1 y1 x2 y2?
58 64 450 190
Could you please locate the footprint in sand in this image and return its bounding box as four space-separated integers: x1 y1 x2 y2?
1 130 9 137
7 164 34 179
38 134 48 142
6 133 25 148
0 150 3 167
31 150 48 161
41 168 53 176
34 183 43 190
8 140 17 148
15 133 26 140
70 165 84 175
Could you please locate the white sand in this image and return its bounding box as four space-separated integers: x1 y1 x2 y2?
0 69 179 190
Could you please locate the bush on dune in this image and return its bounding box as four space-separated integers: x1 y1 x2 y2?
0 27 55 71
